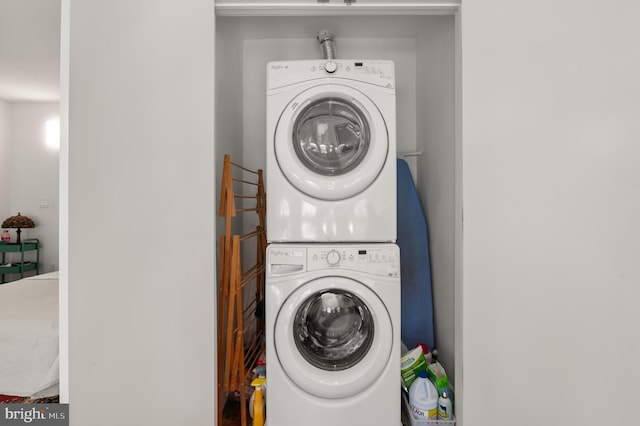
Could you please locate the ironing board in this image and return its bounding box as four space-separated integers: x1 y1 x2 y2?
396 158 436 352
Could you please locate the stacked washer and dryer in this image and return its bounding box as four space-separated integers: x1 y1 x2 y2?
265 34 401 426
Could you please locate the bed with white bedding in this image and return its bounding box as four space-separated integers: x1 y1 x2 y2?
0 271 59 398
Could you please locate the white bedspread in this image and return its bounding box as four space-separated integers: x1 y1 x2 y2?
0 271 59 397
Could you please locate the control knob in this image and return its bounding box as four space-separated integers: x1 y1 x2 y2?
324 61 337 73
326 250 341 266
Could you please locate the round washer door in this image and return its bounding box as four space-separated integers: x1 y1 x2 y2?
274 276 393 399
274 84 389 201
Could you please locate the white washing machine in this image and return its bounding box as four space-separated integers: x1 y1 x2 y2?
265 244 401 426
266 59 397 243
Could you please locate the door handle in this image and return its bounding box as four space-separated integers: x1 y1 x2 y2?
270 264 304 274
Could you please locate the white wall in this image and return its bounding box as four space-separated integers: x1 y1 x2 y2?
214 17 245 239
415 17 457 385
461 1 640 425
0 99 10 220
66 1 215 425
7 102 59 272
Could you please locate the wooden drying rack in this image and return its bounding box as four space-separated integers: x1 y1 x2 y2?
217 154 267 426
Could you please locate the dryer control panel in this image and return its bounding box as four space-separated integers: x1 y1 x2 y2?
267 244 399 278
267 60 395 91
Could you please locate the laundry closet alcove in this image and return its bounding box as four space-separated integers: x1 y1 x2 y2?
213 0 462 418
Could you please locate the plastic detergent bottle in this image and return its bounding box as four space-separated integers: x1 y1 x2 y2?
438 390 453 420
251 377 266 426
408 371 438 419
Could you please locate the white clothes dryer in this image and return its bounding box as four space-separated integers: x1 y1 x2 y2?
265 244 401 426
266 60 397 243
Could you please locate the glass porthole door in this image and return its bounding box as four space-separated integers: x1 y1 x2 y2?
294 289 374 371
293 98 370 177
274 277 392 399
274 84 389 201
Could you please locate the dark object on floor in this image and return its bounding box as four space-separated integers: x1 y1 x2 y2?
222 398 252 426
255 299 265 321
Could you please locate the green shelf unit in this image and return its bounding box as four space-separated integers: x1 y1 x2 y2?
0 238 40 284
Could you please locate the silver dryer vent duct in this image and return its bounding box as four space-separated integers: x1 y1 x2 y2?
317 31 337 60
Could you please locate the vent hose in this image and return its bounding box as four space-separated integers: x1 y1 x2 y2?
317 31 337 60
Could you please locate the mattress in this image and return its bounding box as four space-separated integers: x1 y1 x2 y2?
0 271 59 397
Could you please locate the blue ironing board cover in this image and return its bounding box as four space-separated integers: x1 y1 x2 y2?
397 159 436 351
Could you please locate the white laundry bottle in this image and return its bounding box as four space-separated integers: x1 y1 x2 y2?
408 370 438 420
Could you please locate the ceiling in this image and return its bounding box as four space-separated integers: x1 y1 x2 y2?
0 0 61 102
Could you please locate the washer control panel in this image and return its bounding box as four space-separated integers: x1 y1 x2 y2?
267 245 399 278
268 60 395 91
